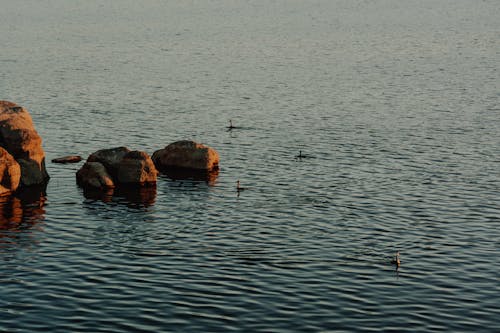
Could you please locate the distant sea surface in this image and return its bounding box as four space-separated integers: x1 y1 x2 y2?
1 0 499 332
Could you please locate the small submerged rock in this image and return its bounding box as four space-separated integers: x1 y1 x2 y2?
52 155 82 164
152 140 219 180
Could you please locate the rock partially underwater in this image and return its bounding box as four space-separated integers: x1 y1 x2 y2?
76 161 115 189
117 151 158 185
152 140 219 182
0 101 49 187
87 147 131 180
77 147 158 189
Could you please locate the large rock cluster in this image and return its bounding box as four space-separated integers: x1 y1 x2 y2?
0 100 222 206
0 101 49 195
76 141 220 191
76 147 158 189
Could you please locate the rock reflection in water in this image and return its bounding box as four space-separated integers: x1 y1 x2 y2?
0 196 23 229
82 185 157 208
0 187 46 244
163 168 219 185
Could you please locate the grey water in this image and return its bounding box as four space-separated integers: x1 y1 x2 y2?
1 0 500 331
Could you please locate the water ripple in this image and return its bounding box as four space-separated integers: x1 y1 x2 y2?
2 0 500 332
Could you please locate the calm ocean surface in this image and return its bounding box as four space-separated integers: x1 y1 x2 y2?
1 0 499 331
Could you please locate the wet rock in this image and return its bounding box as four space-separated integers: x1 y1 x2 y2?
87 147 131 179
152 140 219 172
0 147 21 196
76 162 115 189
0 101 50 186
77 148 157 189
116 151 158 185
52 155 82 164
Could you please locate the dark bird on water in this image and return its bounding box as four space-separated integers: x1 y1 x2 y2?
236 180 245 192
227 119 237 130
391 251 401 267
296 150 311 159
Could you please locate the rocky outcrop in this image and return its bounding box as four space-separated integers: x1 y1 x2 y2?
152 140 219 172
0 147 21 196
0 101 49 187
76 147 157 189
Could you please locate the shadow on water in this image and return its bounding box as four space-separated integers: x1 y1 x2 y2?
0 186 47 246
82 185 157 208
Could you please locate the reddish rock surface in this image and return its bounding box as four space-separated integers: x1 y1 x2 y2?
0 147 21 196
117 151 158 185
77 148 157 189
152 140 219 172
0 101 49 186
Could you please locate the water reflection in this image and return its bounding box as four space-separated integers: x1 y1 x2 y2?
0 187 47 245
80 185 159 253
163 168 219 185
0 196 23 229
82 185 157 208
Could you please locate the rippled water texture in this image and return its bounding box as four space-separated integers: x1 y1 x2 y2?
1 0 500 331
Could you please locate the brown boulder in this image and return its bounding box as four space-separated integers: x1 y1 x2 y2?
116 151 158 185
76 162 115 189
152 140 219 172
77 148 157 189
0 101 49 186
87 147 130 179
0 147 21 196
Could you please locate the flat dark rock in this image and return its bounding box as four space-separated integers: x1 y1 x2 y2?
52 155 82 164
